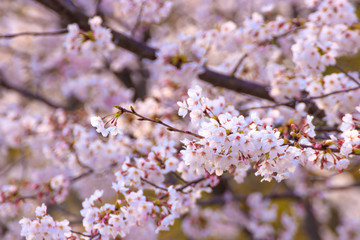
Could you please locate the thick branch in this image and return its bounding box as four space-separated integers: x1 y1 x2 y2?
33 0 277 101
111 30 157 60
33 0 325 115
198 69 274 101
304 200 321 240
34 0 89 30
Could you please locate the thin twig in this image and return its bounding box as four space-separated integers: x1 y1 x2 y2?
239 101 295 112
176 177 206 192
71 231 100 239
334 64 360 86
90 233 101 240
70 169 94 183
141 177 168 191
0 160 19 177
70 231 93 238
142 176 207 196
310 86 360 100
131 0 145 37
0 29 68 39
231 54 248 77
116 106 204 139
171 172 188 183
95 0 103 15
282 142 360 156
260 25 305 45
239 85 360 112
51 205 81 217
17 195 37 202
68 141 94 171
0 77 72 110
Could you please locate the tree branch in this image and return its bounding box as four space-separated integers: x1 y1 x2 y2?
32 0 278 102
198 69 274 101
115 106 204 139
0 29 67 39
304 199 321 240
33 0 325 116
95 0 103 15
70 169 94 183
34 0 89 30
141 177 168 191
0 75 75 110
176 177 206 192
335 64 360 86
239 84 360 114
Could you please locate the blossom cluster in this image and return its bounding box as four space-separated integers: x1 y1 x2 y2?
179 86 301 182
65 16 114 55
19 204 72 240
79 182 205 239
90 116 122 137
0 174 69 218
177 85 356 183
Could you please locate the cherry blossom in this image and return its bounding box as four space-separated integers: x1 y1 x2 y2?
3 0 360 239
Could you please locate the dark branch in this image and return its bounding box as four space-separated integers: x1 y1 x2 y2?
0 29 67 39
141 177 168 191
111 30 157 60
116 106 204 139
70 169 94 182
176 177 206 192
198 69 274 101
95 0 103 15
33 0 324 115
335 64 360 86
0 76 75 110
33 0 277 102
34 0 90 30
304 200 321 240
